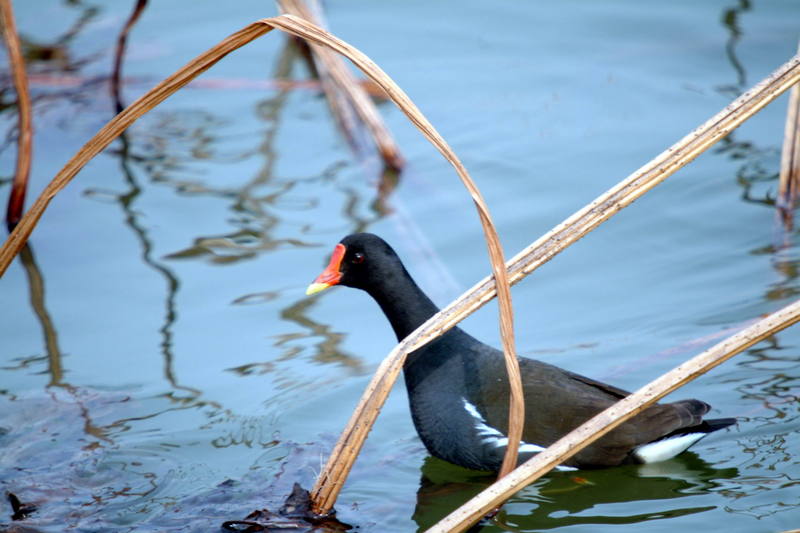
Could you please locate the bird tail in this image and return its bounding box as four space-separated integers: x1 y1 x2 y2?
665 417 737 438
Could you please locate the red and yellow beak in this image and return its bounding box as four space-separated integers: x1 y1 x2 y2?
306 243 346 295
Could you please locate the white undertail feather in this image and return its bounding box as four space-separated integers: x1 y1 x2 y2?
633 432 707 463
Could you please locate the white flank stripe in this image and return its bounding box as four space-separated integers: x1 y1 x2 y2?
634 433 707 463
519 443 547 454
461 398 576 471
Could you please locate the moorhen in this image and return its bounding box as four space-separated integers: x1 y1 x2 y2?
306 233 735 470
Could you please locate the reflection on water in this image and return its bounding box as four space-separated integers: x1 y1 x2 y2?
113 131 204 402
717 135 780 209
16 245 62 386
717 341 800 522
716 130 798 304
719 0 751 96
226 292 364 380
18 2 99 73
137 37 397 263
735 343 800 427
279 296 364 371
110 0 149 113
0 0 105 139
412 454 738 532
9 243 116 445
114 38 368 379
750 240 800 301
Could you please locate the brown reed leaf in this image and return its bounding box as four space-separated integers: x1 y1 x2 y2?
0 12 523 511
429 297 800 532
1 0 33 229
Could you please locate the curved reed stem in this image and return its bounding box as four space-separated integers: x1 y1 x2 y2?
0 12 523 512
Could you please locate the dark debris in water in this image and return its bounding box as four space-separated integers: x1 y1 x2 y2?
221 483 352 532
7 491 37 521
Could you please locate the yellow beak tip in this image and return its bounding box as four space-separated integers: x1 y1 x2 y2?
306 282 331 296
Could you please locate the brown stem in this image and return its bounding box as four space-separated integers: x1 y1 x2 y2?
1 0 33 230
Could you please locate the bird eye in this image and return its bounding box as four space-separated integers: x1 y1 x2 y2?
352 252 365 264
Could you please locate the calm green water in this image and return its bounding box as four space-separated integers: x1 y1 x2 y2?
1 1 799 531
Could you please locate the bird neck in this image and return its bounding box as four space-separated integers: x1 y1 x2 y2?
366 270 441 342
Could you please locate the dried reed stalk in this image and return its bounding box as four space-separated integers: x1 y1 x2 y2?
111 0 149 113
430 297 800 532
278 0 404 170
777 45 800 227
0 11 523 506
308 53 800 515
1 0 33 229
278 0 362 157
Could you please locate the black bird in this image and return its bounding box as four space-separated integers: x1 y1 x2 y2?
306 233 735 471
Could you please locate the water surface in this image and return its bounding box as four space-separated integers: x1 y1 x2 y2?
1 1 798 531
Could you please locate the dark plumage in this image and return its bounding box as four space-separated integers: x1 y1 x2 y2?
307 233 735 470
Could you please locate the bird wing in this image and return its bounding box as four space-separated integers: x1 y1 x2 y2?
562 369 630 399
